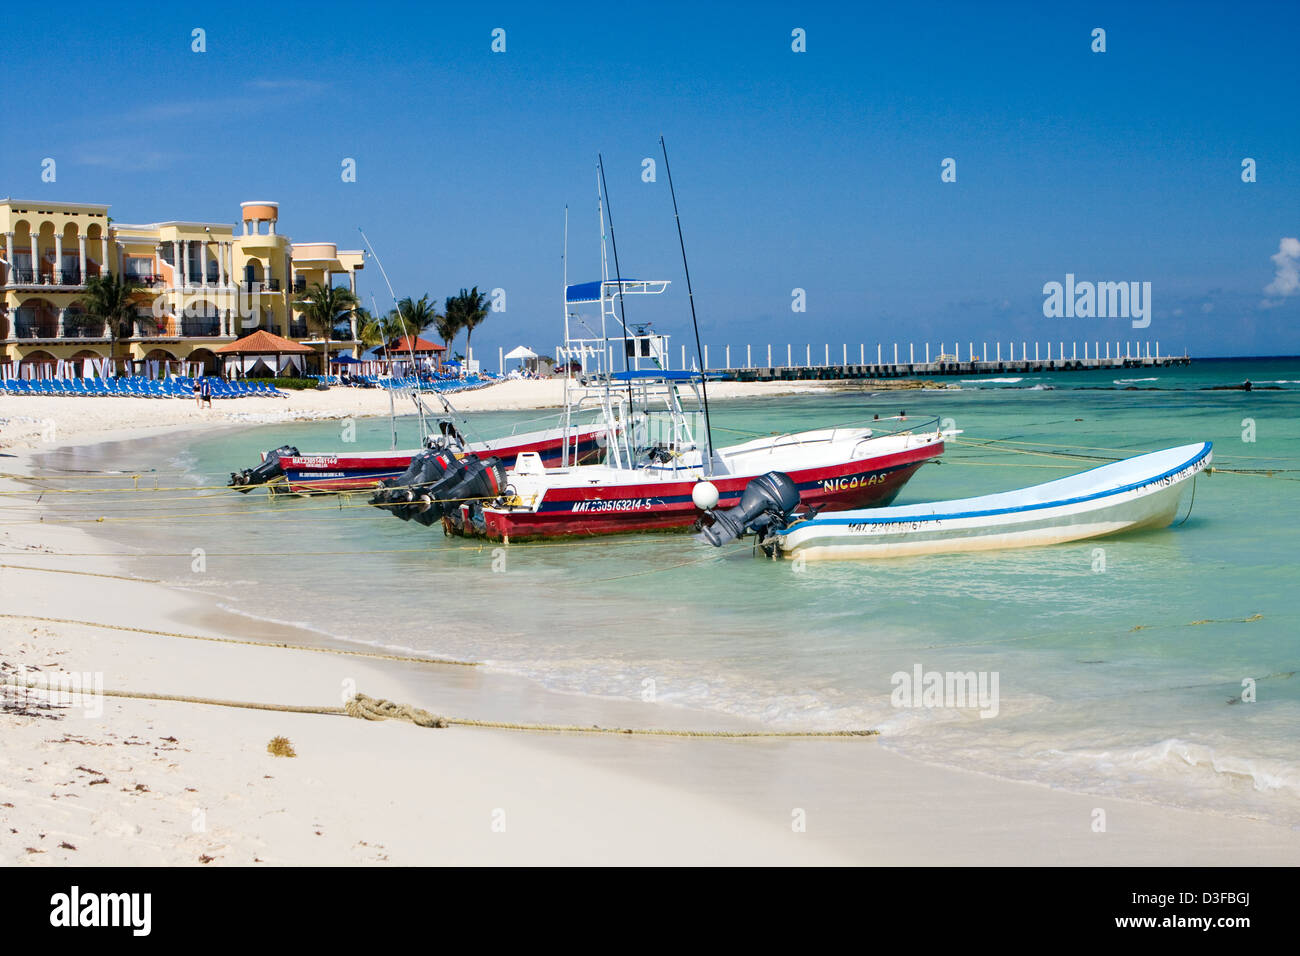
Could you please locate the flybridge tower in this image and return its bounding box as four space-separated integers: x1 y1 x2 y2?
560 278 670 377
558 277 673 470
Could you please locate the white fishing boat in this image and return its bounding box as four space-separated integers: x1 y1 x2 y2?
702 442 1212 560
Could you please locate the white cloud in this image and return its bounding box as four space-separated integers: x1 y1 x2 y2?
1264 236 1300 298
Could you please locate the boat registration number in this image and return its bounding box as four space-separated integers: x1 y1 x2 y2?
571 498 655 512
846 519 937 534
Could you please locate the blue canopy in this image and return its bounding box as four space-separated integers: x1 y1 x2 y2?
609 370 712 382
565 278 668 304
565 280 605 303
443 359 463 367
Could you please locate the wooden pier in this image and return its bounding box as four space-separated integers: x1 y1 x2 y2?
697 341 1189 382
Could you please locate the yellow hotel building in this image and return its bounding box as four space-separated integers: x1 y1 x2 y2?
0 198 364 373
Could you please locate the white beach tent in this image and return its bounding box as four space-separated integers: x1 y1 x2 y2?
504 344 540 375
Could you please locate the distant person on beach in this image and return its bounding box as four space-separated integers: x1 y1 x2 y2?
199 376 212 408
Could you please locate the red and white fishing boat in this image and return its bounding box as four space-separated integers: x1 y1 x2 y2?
444 399 945 541
229 391 607 494
274 421 605 494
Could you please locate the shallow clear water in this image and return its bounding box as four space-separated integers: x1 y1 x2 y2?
31 357 1300 824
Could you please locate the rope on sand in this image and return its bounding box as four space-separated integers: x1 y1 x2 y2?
0 678 877 737
0 612 480 667
344 692 447 727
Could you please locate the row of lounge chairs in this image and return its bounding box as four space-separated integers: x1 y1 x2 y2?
1 376 285 398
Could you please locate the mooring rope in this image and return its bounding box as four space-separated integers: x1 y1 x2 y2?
1130 613 1264 632
1 678 877 737
0 612 479 667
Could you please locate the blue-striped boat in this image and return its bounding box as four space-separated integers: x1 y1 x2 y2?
768 442 1212 561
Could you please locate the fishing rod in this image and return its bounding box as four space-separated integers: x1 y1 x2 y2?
659 135 714 475
358 227 427 441
561 204 574 467
368 293 399 449
596 154 637 421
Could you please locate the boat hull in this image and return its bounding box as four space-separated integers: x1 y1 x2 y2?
280 428 606 493
776 443 1211 560
451 443 942 541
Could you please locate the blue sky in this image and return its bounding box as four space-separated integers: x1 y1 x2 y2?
3 0 1297 360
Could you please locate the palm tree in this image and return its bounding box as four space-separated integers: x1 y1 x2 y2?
394 295 438 339
444 287 489 364
433 310 461 352
292 282 359 376
79 274 141 375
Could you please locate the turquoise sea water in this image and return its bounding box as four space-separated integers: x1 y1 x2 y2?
31 357 1300 824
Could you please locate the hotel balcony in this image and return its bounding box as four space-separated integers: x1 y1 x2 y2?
240 278 281 292
14 317 107 340
131 318 226 339
180 318 222 337
6 268 87 288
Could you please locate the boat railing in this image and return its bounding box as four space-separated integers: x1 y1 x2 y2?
757 414 941 453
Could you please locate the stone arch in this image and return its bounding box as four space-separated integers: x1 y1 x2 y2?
188 347 219 374
69 348 105 376
59 222 80 284
10 220 33 282
19 349 57 373
182 297 222 336
34 221 58 282
15 297 59 338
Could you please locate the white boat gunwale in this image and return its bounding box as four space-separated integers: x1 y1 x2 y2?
782 441 1212 532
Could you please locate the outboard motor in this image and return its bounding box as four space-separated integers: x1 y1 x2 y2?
411 456 506 527
698 471 801 547
370 449 458 517
229 446 299 492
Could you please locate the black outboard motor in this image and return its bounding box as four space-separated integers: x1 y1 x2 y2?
698 471 801 547
410 456 506 527
370 449 458 517
229 446 299 492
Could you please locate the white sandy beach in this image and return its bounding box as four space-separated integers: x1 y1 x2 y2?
4 385 1300 865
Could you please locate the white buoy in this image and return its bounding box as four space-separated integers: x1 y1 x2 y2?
691 480 719 511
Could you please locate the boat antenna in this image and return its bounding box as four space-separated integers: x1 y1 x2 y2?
358 226 427 441
596 154 636 416
370 292 399 449
562 204 574 467
659 135 714 473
